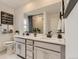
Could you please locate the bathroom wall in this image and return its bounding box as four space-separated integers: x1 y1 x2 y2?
0 2 15 25
0 2 15 41
0 2 15 14
65 3 78 59
46 13 59 34
14 8 24 34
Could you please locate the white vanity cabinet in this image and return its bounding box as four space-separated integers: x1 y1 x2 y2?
34 41 65 59
14 37 65 59
15 38 25 58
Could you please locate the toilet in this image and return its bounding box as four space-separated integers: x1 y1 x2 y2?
0 33 14 54
4 41 15 54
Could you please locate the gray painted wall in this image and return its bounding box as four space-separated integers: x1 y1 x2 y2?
65 3 78 59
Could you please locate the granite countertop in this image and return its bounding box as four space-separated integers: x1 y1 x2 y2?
14 34 65 45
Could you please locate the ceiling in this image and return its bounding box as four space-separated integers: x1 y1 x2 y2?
0 0 32 9
25 2 61 16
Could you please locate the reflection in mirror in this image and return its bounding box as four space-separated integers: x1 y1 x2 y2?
28 14 43 33
32 14 43 33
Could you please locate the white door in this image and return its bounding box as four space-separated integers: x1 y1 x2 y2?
34 47 61 59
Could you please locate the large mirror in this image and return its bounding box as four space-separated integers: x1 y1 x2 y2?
24 1 62 34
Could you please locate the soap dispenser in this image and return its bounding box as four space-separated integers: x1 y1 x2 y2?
57 30 62 39
47 31 52 38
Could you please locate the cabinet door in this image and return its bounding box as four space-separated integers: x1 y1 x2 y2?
34 47 61 59
15 42 21 55
20 43 25 58
26 45 33 59
27 50 33 59
15 42 25 58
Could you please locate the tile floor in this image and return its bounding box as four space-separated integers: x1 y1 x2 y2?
0 45 21 59
0 50 21 59
0 54 21 59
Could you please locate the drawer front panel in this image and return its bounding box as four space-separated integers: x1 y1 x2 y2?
34 41 61 52
15 38 25 43
27 40 33 45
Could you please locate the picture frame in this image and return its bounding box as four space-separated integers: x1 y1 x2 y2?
63 0 78 18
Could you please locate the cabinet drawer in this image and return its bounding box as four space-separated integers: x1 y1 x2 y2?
26 40 33 45
34 41 62 52
15 38 25 43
